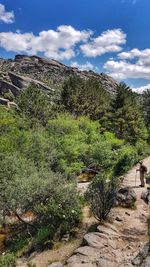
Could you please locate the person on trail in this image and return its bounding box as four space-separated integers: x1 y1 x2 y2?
136 161 148 187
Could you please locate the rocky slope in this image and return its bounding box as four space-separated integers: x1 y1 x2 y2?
0 55 118 100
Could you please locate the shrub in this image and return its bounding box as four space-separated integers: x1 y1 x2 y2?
34 183 82 239
0 253 16 267
114 145 137 176
86 172 117 221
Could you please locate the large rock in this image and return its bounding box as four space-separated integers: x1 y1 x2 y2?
141 188 150 204
0 97 17 108
67 264 98 267
0 79 20 96
132 243 150 266
47 262 64 267
116 187 137 208
8 72 54 93
83 232 108 248
141 255 150 267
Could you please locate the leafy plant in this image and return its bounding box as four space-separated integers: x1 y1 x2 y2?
86 172 117 221
0 253 16 267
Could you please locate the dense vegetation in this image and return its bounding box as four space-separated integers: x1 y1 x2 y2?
0 76 150 262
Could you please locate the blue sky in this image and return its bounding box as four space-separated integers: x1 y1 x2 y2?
0 0 150 91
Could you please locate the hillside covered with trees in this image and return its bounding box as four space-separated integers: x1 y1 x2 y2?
0 74 150 265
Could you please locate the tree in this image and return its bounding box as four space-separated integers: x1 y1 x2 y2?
62 76 110 120
107 83 147 144
86 172 117 221
142 89 150 143
0 152 81 246
17 84 53 126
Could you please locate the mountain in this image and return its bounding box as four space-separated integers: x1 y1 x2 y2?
0 55 118 100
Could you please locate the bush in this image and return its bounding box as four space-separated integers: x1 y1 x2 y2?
0 253 16 267
34 182 82 240
86 172 117 221
114 145 137 176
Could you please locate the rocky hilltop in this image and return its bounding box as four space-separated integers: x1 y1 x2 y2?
0 55 118 99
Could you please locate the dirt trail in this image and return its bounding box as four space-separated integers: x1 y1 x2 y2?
67 156 150 267
18 157 150 267
115 156 150 247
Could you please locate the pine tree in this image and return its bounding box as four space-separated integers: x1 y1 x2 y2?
62 76 110 120
142 89 150 143
109 83 147 144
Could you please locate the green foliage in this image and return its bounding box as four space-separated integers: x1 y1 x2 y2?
2 91 15 101
103 83 148 144
17 84 53 126
142 89 150 143
0 253 16 267
27 262 36 267
62 76 110 120
86 172 117 221
35 182 82 239
114 145 138 176
0 83 149 256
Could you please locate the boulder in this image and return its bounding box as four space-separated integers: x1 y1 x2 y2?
0 97 17 108
47 262 64 267
141 188 150 204
9 72 54 93
97 224 120 238
132 243 150 266
0 97 9 105
0 79 20 96
116 187 137 208
67 264 98 267
83 232 108 248
141 255 150 267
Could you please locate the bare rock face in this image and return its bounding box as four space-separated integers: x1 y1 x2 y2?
0 79 20 96
141 188 150 204
0 97 17 108
8 72 55 93
0 54 118 100
116 187 137 208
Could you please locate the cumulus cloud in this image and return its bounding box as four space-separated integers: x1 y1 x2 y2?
0 25 92 60
80 29 126 57
104 48 150 80
132 84 150 94
118 48 150 66
0 3 14 23
71 61 96 71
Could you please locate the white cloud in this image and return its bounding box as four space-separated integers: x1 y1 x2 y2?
104 48 150 80
71 61 95 71
0 3 14 23
132 84 150 94
0 25 92 60
118 48 150 66
80 29 126 57
104 59 150 80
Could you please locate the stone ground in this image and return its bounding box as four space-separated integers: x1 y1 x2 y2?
17 157 150 267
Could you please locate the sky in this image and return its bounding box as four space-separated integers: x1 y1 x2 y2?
0 0 150 92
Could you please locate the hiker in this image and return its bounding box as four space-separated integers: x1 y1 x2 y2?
136 161 148 187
